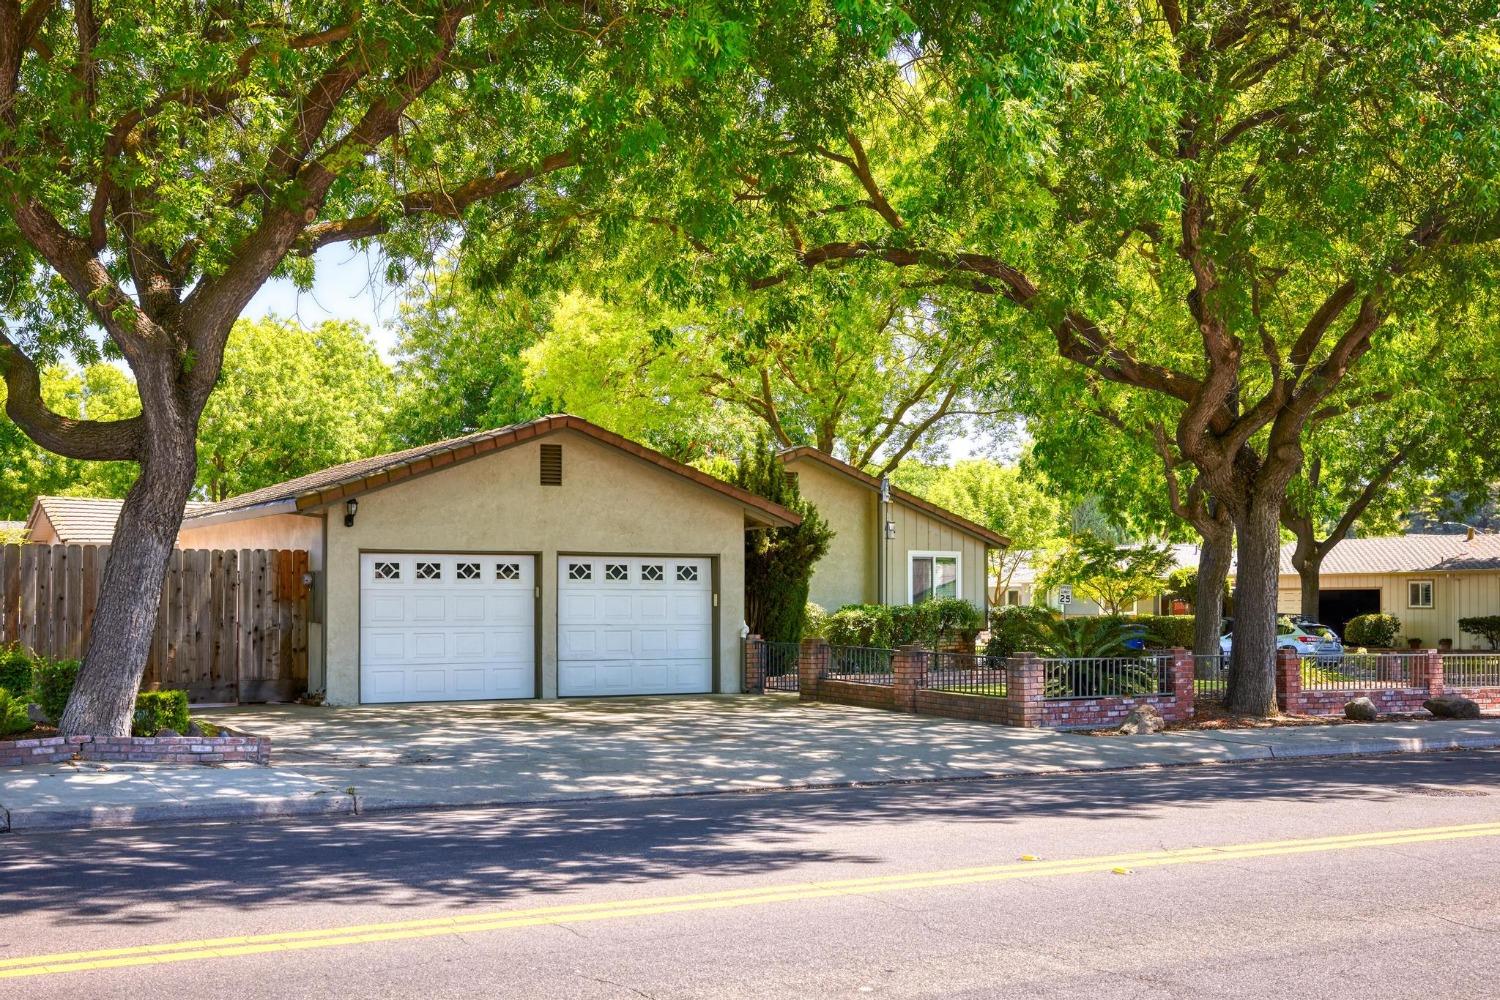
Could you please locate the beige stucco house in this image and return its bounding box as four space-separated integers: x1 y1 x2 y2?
778 447 1007 615
25 416 798 706
1276 534 1500 646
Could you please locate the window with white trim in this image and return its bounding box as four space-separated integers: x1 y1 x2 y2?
374 561 400 581
1408 579 1434 609
495 562 521 581
455 562 481 581
416 561 442 581
568 562 593 582
605 563 629 582
909 551 961 603
1005 589 1022 607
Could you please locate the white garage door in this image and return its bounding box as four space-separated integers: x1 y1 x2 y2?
360 554 535 703
557 556 713 696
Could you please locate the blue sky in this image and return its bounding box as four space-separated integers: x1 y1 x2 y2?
245 247 403 357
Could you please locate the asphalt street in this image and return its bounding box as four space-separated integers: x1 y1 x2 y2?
5 751 1500 998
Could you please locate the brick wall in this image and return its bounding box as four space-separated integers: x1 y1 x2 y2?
1040 649 1196 730
816 678 896 711
0 733 271 767
913 688 1023 726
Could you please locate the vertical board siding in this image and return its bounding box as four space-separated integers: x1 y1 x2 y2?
0 544 310 703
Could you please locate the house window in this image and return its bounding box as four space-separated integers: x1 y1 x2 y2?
1005 589 1022 607
495 562 521 581
605 563 629 582
641 564 664 582
416 561 442 581
909 551 961 603
455 562 481 581
1408 579 1434 609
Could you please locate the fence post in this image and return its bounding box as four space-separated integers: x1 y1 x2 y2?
799 637 828 702
742 634 763 694
892 644 924 713
1275 647 1301 714
1005 651 1044 728
1169 647 1195 721
1427 649 1444 698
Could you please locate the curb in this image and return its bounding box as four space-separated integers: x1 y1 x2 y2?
5 735 1500 834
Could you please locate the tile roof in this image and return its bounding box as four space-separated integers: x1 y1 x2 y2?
1280 534 1500 575
187 414 801 529
25 497 212 545
777 446 1010 548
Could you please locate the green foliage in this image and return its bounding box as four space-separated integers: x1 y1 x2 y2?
803 603 829 639
1345 614 1403 649
1040 536 1176 615
985 605 1057 657
132 691 191 737
824 599 984 650
0 645 34 699
734 440 833 642
32 658 80 727
1033 618 1133 660
1127 615 1196 650
823 604 894 648
1458 617 1500 651
0 687 31 737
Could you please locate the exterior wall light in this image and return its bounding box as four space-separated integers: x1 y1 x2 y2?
344 497 359 527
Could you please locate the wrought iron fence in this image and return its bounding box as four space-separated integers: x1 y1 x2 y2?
1441 653 1500 688
747 640 801 693
1042 654 1173 700
922 650 1008 697
824 644 895 685
1298 652 1426 690
1194 653 1230 701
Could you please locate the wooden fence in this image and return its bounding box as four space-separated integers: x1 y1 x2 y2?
0 544 310 704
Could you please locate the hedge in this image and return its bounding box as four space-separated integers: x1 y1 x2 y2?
823 599 986 650
1124 614 1196 649
0 645 33 700
132 690 191 736
1345 613 1402 648
1458 616 1500 650
32 658 80 726
985 605 1056 657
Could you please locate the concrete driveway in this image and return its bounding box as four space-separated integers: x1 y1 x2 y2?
200 695 1239 811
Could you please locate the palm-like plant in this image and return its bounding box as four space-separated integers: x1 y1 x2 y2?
1036 618 1159 698
1034 618 1132 659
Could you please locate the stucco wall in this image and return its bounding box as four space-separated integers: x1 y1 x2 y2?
1278 571 1500 648
788 459 877 610
322 429 748 705
179 514 323 566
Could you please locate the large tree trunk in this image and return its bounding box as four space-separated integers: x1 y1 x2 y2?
1224 496 1283 716
1193 526 1233 656
59 400 199 738
1296 553 1322 620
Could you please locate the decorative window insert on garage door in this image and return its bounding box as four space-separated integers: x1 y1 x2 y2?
359 553 536 703
557 555 714 696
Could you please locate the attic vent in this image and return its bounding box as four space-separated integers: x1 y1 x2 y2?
540 443 563 486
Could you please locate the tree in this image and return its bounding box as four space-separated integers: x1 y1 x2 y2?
499 3 1500 714
891 458 1063 604
1 0 879 735
388 270 548 447
1040 536 1176 616
197 318 394 501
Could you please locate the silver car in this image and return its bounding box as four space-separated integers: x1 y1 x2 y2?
1220 617 1344 663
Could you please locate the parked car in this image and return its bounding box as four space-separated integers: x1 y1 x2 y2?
1220 616 1344 663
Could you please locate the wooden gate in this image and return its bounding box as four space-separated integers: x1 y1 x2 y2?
0 544 310 703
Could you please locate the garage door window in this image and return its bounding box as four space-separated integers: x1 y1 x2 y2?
606 563 629 582
677 564 699 583
374 561 400 581
416 561 442 581
642 564 664 582
456 562 481 581
568 562 593 581
496 562 521 581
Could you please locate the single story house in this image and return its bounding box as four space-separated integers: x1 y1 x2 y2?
1004 543 1203 616
25 416 799 705
778 446 1008 614
1276 533 1500 645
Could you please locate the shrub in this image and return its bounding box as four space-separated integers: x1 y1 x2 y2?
734 441 835 643
985 604 1056 657
32 657 81 726
132 690 190 736
1345 613 1402 648
888 602 938 646
823 604 894 648
923 597 985 646
1124 614 1197 649
802 603 829 639
1458 616 1500 650
0 645 34 699
0 687 31 736
1034 616 1134 659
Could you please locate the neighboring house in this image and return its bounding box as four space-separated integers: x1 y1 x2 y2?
1006 543 1204 616
20 415 799 706
25 496 218 545
777 446 1008 615
1277 533 1500 645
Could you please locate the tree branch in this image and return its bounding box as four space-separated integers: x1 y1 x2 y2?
0 327 143 460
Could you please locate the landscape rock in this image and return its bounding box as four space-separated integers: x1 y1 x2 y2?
26 703 47 724
1423 695 1482 720
1117 704 1165 735
187 722 204 737
154 727 181 738
1344 697 1378 722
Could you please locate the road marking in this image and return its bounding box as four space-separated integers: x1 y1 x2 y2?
4 820 1499 979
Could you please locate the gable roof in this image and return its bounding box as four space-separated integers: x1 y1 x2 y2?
778 446 1010 548
24 496 212 545
1279 534 1500 576
188 414 800 529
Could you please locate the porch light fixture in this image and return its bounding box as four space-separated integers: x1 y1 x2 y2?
343 497 359 527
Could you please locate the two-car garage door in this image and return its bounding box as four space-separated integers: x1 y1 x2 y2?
359 552 713 702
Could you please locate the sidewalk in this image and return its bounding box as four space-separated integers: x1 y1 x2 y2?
5 711 1500 833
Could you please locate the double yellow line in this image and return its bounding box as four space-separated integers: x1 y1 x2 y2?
5 820 1500 980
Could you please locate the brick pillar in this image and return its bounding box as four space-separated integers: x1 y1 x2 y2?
1275 647 1301 714
892 644 925 713
1169 647 1195 721
799 638 828 702
742 635 763 693
1005 651 1044 728
1427 649 1444 698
